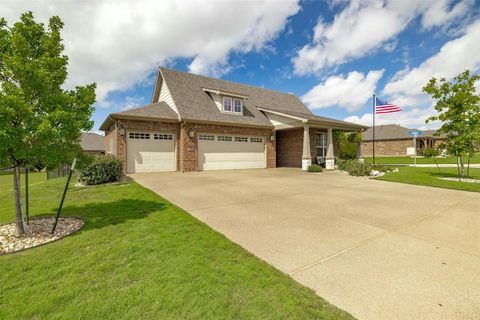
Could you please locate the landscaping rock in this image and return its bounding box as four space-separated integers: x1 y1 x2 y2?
0 217 84 254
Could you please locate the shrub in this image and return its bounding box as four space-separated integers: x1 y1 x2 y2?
339 142 358 160
78 154 123 185
76 153 95 171
336 158 351 171
423 147 439 158
307 164 323 172
371 164 387 172
347 160 372 176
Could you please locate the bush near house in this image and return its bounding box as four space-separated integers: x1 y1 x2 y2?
347 160 372 176
78 154 122 185
336 159 373 176
307 164 323 172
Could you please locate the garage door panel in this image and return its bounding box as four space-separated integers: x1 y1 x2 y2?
198 134 266 171
127 132 176 173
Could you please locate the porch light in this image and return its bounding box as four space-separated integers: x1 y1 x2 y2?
188 128 195 138
119 127 125 136
270 134 275 141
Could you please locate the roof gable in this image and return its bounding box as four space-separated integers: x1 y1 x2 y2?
159 67 311 127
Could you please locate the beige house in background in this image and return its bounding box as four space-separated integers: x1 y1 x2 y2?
100 67 365 173
362 124 446 157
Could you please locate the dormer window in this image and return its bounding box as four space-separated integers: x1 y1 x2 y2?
222 96 243 114
234 98 242 113
223 97 232 112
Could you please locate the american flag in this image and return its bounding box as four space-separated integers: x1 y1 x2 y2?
375 97 401 114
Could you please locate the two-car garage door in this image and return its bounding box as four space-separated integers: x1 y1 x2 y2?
126 131 266 173
198 134 266 170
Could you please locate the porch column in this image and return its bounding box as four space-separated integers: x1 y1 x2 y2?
302 124 311 171
325 127 335 170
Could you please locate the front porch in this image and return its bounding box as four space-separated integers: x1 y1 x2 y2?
258 108 366 170
276 126 339 170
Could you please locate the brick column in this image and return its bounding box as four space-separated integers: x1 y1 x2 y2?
325 127 335 170
302 124 311 171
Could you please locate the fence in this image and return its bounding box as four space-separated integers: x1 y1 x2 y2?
47 164 71 180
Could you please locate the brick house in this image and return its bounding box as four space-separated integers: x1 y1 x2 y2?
100 67 365 173
361 124 446 157
80 132 105 155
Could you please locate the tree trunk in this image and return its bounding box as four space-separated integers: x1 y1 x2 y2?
13 166 25 234
456 156 461 181
466 154 471 178
459 155 465 180
433 156 441 175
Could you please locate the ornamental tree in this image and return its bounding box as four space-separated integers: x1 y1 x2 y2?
0 12 96 234
423 70 480 179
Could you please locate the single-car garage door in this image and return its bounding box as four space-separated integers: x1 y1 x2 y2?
198 134 266 170
127 132 176 173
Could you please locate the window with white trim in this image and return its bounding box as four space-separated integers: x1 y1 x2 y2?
223 97 232 112
129 132 150 139
316 132 327 158
199 134 214 141
250 137 263 143
235 136 248 142
154 133 173 140
234 98 242 113
217 136 232 142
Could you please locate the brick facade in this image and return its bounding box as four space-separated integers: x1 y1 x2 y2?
276 128 331 167
362 138 446 157
362 139 412 156
106 119 275 172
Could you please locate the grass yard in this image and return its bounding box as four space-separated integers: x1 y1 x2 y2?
0 172 352 319
363 154 480 165
375 166 480 192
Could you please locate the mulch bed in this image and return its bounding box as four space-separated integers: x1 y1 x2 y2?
0 217 84 255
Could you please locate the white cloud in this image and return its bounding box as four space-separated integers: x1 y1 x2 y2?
384 18 480 101
421 0 473 30
1 0 300 102
302 70 384 112
344 105 442 130
121 96 146 111
293 0 474 75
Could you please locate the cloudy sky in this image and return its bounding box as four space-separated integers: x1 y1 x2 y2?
2 0 479 131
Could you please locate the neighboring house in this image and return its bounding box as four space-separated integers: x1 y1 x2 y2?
362 124 446 157
100 67 365 173
80 132 105 155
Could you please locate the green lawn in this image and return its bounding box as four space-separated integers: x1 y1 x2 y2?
0 173 352 319
375 166 480 192
363 154 480 165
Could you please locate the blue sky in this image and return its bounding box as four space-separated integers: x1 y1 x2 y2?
2 0 480 132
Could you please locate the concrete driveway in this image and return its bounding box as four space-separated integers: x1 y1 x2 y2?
131 168 480 320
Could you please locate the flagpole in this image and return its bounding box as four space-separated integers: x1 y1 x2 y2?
372 93 376 165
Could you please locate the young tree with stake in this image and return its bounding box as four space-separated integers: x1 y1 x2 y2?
0 12 96 234
423 70 480 180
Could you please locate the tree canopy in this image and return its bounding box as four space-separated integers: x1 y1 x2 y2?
0 12 96 234
0 12 96 170
423 70 480 178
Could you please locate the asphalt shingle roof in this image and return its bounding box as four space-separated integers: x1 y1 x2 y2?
258 107 366 130
362 124 445 141
113 101 179 120
101 67 365 131
80 132 104 152
160 67 310 127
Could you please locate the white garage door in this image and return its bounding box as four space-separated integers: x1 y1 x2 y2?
198 134 266 170
127 132 176 173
